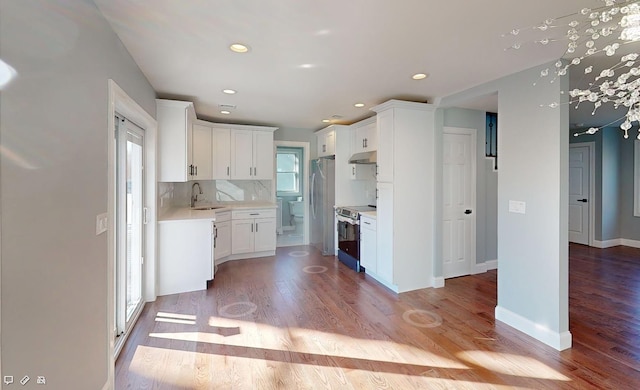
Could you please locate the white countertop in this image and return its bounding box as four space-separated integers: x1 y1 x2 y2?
159 202 277 222
360 211 377 219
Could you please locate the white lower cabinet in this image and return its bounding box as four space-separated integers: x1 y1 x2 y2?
231 209 277 255
360 215 377 274
158 219 213 296
214 211 231 260
376 182 394 286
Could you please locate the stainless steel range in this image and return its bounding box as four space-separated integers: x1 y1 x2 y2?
335 205 376 272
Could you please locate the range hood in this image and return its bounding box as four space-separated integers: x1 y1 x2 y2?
348 151 377 164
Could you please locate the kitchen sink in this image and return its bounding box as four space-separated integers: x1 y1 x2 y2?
191 206 224 211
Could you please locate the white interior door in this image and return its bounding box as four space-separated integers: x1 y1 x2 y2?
443 128 476 279
569 145 590 245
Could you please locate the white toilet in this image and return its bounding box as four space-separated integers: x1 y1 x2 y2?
288 200 304 231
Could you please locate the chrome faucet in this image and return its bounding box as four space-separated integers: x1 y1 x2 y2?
191 182 203 208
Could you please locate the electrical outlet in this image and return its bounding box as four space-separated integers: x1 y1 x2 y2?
96 213 108 235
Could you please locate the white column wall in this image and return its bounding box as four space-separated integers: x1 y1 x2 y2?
495 64 571 350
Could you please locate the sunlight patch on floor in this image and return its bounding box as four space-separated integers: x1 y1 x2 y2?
457 351 571 381
184 316 468 369
129 345 540 390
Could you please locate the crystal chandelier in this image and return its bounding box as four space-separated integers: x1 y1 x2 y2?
505 0 640 138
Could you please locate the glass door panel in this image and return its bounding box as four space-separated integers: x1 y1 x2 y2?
116 116 145 339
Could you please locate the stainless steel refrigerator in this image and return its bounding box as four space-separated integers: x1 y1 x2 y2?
310 158 335 256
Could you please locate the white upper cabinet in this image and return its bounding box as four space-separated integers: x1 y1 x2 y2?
230 129 274 180
192 123 213 180
316 128 335 157
212 128 231 180
375 109 394 183
157 99 197 182
352 121 377 154
158 99 277 182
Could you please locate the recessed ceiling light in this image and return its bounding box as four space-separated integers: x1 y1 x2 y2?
354 103 365 108
229 43 249 53
222 89 236 94
322 119 331 123
412 73 428 80
221 110 231 115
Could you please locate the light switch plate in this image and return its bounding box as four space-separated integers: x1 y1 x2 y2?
96 213 108 235
508 200 526 214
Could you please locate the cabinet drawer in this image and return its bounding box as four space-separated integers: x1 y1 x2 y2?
215 210 231 222
232 209 276 220
360 216 376 230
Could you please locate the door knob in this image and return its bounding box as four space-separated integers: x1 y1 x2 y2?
464 209 472 214
577 199 588 203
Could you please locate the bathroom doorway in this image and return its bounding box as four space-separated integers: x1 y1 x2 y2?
275 142 310 247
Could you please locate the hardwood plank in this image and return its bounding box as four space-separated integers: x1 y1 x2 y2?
116 244 640 389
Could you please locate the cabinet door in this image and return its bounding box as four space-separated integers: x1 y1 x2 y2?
192 124 213 180
231 130 253 179
253 131 274 180
157 100 195 182
231 219 254 254
353 126 366 154
254 218 276 252
157 220 211 296
376 182 393 284
365 122 377 151
376 109 394 183
360 224 377 274
317 131 335 157
215 220 232 259
212 128 231 179
324 130 335 156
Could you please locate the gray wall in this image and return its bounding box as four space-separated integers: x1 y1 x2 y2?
570 128 640 242
1 1 155 388
618 137 640 240
441 107 498 265
274 127 315 143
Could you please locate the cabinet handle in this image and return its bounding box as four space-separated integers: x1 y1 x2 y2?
194 165 198 176
362 139 365 148
364 221 370 225
255 222 258 232
188 164 193 176
251 223 253 232
227 166 230 176
249 167 252 176
322 144 326 153
250 213 259 216
376 164 379 175
376 188 379 199
352 166 355 175
254 167 257 176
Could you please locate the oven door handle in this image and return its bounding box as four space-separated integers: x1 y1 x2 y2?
336 214 359 225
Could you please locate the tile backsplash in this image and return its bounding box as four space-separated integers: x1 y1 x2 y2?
159 180 272 213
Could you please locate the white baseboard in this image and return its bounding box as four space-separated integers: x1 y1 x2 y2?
621 238 640 248
592 239 622 248
432 276 445 288
592 238 640 249
472 259 498 274
495 305 572 351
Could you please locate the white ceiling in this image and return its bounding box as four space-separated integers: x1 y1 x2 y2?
95 0 622 131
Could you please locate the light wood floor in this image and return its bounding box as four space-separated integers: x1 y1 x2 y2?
116 244 640 389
